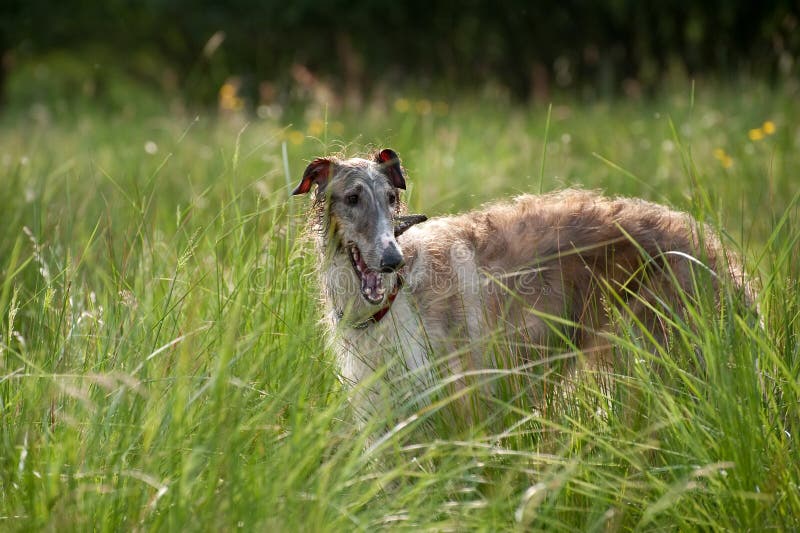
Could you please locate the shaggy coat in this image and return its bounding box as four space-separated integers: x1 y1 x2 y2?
292 150 749 411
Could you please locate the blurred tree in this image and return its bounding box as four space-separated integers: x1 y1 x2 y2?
0 0 797 109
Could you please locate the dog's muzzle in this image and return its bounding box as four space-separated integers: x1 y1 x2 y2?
380 247 405 273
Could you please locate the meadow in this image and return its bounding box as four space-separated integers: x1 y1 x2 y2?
1 80 799 530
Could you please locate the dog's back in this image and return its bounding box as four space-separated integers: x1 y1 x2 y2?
397 189 750 361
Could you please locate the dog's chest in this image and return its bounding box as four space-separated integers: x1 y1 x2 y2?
334 294 434 387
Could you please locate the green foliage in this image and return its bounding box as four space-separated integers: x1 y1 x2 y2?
0 81 798 529
2 2 799 104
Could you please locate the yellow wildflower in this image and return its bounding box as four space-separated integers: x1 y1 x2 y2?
219 82 244 111
307 118 325 137
748 128 764 141
762 121 776 135
713 148 733 169
288 130 304 145
394 98 410 113
219 83 236 99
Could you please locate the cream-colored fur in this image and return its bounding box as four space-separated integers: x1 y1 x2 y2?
294 153 751 417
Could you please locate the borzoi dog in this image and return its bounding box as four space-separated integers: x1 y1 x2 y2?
292 149 749 414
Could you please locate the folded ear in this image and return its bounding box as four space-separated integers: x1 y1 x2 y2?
292 158 334 195
375 148 406 190
394 214 427 237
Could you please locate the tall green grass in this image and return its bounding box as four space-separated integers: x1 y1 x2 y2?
1 81 798 530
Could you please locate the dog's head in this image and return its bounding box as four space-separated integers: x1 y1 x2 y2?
292 149 425 305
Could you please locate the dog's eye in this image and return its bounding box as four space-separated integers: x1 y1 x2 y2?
346 194 359 206
387 192 397 205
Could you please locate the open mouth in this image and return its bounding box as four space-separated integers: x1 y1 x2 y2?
348 244 385 304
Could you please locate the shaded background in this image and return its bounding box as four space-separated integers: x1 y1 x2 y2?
1 1 798 112
1 4 800 531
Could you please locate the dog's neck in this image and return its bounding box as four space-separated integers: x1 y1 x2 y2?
337 276 403 330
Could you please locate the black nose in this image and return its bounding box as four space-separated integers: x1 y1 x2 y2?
380 247 405 273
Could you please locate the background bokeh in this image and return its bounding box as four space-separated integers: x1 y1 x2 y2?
2 1 798 111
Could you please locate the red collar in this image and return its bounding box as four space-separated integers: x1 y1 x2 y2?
351 276 403 329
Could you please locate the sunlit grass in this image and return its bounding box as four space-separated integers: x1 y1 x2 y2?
0 81 798 530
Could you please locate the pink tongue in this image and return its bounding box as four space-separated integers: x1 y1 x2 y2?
361 270 382 298
352 247 384 302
